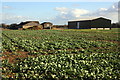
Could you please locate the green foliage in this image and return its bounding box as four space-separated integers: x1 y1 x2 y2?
2 30 119 53
2 29 120 79
2 52 120 79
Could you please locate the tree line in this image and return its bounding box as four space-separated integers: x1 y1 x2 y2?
0 23 18 29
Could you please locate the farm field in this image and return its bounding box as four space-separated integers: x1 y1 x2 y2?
2 28 120 79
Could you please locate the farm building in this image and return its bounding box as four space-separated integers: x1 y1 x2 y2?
41 22 53 29
68 17 111 29
18 21 43 30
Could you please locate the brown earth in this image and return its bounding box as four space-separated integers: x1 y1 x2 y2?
2 51 29 63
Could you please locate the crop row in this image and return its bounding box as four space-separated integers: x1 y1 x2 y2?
2 30 119 54
3 30 120 42
2 52 120 79
2 36 118 54
2 30 120 79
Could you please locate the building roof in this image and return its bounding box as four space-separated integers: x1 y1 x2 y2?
92 17 111 21
19 21 39 25
68 17 111 22
41 22 53 25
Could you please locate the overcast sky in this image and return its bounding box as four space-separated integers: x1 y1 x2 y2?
1 1 120 25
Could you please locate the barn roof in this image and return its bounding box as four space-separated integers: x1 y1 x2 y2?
92 17 111 21
41 22 53 25
68 17 111 22
19 21 39 25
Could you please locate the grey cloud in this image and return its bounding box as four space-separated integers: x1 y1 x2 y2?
52 2 119 24
88 2 118 23
2 5 12 9
52 7 90 24
1 13 34 24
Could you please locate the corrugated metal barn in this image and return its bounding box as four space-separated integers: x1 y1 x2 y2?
68 17 111 29
91 17 111 28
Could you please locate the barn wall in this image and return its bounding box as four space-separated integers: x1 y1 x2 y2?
25 22 39 26
91 19 111 28
68 22 77 29
23 26 32 29
78 20 91 29
68 17 111 29
23 22 41 29
43 23 52 29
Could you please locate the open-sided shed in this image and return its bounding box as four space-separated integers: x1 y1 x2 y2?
41 22 53 29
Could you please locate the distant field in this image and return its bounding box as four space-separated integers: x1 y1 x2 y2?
64 28 120 32
2 28 120 79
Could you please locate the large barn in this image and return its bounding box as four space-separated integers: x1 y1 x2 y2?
68 17 111 29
